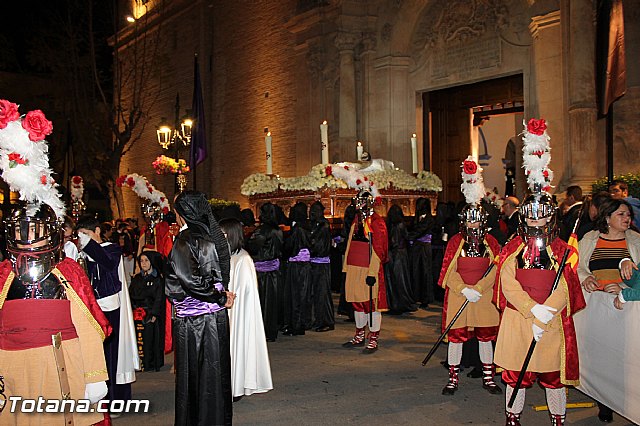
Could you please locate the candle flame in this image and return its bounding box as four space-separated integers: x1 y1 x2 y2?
322 120 327 125
267 132 271 137
412 133 417 138
357 141 362 146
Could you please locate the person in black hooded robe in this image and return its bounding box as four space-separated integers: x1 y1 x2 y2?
309 201 335 331
282 202 312 335
165 190 235 426
333 205 356 319
130 250 165 372
246 202 284 341
408 197 436 309
385 204 416 313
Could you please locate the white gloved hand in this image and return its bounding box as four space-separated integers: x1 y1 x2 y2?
461 287 482 303
530 304 557 324
532 323 544 342
77 232 91 250
84 381 108 404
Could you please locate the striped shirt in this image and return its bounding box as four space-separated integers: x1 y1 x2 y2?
589 237 630 290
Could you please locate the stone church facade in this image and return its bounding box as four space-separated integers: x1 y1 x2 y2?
117 0 639 215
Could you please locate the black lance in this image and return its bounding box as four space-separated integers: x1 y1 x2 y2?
368 231 373 326
507 212 582 408
422 259 497 366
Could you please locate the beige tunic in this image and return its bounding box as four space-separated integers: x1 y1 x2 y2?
0 273 108 426
343 225 383 309
494 248 569 373
444 259 500 329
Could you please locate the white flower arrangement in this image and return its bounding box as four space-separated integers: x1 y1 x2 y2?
241 163 443 196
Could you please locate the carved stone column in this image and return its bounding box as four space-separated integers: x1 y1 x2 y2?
529 11 567 192
359 32 377 148
566 0 600 189
335 31 361 161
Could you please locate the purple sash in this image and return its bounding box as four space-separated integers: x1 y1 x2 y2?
417 234 432 244
254 258 281 272
311 256 330 264
174 283 225 318
289 248 311 262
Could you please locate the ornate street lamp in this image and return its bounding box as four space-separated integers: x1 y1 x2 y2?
156 93 193 192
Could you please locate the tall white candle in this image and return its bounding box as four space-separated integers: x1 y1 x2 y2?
410 133 418 174
320 120 329 164
357 141 363 161
265 132 273 175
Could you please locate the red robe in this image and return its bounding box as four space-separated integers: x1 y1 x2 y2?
493 236 586 384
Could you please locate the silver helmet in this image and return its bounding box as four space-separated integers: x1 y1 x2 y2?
5 203 63 284
518 192 557 247
459 203 488 257
352 189 374 219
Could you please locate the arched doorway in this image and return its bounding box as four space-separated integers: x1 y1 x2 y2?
423 74 524 203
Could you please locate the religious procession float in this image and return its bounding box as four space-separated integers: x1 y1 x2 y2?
241 159 443 220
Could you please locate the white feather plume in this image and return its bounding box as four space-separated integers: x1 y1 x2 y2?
460 155 485 205
521 118 553 192
118 173 170 212
0 101 65 218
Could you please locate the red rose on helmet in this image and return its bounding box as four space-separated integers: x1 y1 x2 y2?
527 118 547 136
22 110 53 142
8 153 27 168
72 176 82 185
0 100 20 129
463 160 477 175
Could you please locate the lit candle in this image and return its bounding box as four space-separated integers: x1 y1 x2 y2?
410 133 418 174
357 141 363 161
320 120 329 164
265 132 273 175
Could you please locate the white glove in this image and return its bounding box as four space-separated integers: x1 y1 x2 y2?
77 232 91 250
532 323 544 342
461 287 482 303
84 381 108 404
530 304 557 324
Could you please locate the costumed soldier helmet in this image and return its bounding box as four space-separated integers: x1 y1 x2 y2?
459 156 488 256
353 189 375 218
0 99 66 283
518 118 557 248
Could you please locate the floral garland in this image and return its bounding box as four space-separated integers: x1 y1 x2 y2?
240 163 443 197
522 118 553 192
70 175 84 201
0 99 65 218
116 173 170 213
460 155 485 205
152 155 190 175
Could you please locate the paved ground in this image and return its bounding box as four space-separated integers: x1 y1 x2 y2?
114 301 634 425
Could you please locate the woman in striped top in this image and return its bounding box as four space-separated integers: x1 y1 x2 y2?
577 197 640 423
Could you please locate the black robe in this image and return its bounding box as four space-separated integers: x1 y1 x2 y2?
166 228 232 426
310 219 335 328
384 221 415 313
408 217 435 306
130 270 165 371
283 224 312 333
246 223 283 341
